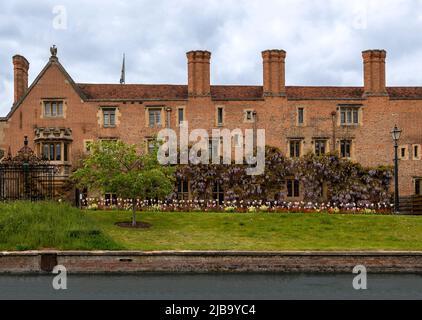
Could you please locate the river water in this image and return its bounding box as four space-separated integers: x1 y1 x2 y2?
0 273 421 300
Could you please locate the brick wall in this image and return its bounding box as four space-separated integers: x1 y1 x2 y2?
2 251 422 273
0 49 421 197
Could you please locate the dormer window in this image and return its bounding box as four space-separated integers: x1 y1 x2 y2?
43 100 63 117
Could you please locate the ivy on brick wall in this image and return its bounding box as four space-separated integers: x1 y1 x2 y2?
174 146 393 205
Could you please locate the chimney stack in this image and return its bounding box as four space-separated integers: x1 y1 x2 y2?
362 49 387 97
262 49 286 97
186 50 211 97
13 55 29 104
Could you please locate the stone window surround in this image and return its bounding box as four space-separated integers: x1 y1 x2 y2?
286 178 300 199
312 137 330 156
412 144 421 160
176 178 190 200
145 105 165 128
40 98 66 119
83 139 94 153
215 105 225 127
286 137 304 158
296 106 306 126
97 106 121 128
337 138 355 160
336 104 363 127
399 145 409 160
176 106 186 127
243 108 255 123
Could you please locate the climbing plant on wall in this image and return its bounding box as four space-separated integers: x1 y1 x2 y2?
174 146 393 205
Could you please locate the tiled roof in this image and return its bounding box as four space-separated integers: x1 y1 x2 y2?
77 84 188 100
76 83 422 101
387 87 422 99
286 86 363 100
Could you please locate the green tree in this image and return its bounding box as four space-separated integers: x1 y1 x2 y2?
72 140 175 226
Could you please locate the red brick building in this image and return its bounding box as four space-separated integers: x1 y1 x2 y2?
0 47 421 200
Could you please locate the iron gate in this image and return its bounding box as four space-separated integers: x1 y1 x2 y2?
0 136 56 201
0 164 55 200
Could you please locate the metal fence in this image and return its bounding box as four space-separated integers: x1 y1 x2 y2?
0 164 55 201
0 136 57 201
399 195 422 215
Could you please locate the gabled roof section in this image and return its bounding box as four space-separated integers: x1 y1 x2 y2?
6 56 87 119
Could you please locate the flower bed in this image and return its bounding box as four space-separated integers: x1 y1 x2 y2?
82 198 392 214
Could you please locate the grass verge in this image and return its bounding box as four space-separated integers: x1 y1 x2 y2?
0 201 121 250
88 210 422 251
2 202 422 251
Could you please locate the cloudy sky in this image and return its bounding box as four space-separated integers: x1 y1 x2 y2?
1 0 422 115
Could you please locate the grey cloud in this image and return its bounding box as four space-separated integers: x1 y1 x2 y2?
1 0 422 116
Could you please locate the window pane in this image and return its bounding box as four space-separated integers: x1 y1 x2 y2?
44 103 51 116
346 141 350 157
346 109 352 123
315 140 326 156
217 108 223 125
178 109 184 123
149 109 161 127
353 109 359 123
64 143 68 161
340 110 345 124
58 102 63 116
416 180 421 195
287 180 292 197
56 143 61 161
49 144 54 160
294 180 300 197
43 144 49 159
149 111 154 127
156 111 161 125
298 108 304 124
341 140 351 157
110 113 115 126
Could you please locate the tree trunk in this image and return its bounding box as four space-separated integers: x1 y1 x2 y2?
132 198 137 227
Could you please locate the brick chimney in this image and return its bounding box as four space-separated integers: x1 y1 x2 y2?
13 55 29 104
262 49 286 97
362 49 387 97
186 50 211 97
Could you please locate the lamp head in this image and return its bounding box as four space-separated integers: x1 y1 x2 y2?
391 125 402 142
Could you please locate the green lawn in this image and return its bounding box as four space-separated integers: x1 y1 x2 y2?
89 209 422 251
0 202 121 251
1 201 422 251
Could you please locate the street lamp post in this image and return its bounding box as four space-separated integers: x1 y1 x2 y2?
391 125 402 214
